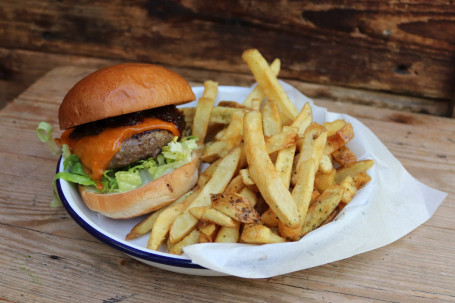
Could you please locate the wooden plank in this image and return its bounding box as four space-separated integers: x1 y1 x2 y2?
0 48 116 109
0 0 454 102
0 50 449 117
0 66 453 302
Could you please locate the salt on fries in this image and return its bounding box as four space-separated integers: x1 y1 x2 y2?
126 49 374 254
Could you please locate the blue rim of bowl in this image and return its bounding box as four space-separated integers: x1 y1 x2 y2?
55 156 206 269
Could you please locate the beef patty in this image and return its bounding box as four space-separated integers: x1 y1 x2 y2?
107 129 174 169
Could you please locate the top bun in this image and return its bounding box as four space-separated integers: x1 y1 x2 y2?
59 63 195 130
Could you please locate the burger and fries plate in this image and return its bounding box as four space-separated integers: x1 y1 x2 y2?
56 81 378 277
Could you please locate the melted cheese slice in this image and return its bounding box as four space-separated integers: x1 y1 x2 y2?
60 118 180 189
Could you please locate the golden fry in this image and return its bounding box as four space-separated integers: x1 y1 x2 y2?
203 80 218 100
189 206 237 228
265 126 298 154
262 100 282 137
237 187 258 207
325 123 354 154
292 124 328 225
244 111 300 228
322 119 346 136
242 49 298 124
215 221 241 243
261 208 279 228
147 203 186 251
169 147 241 243
192 96 215 144
211 193 261 224
201 110 244 162
336 160 375 184
241 224 286 244
302 185 344 235
243 58 281 107
168 229 200 255
332 146 357 166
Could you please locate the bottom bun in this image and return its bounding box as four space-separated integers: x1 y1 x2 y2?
79 157 199 219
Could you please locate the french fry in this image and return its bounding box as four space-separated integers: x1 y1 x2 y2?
278 220 302 241
265 126 298 154
291 103 313 135
315 169 336 193
201 110 244 162
203 80 218 100
192 96 215 144
182 106 244 125
275 144 296 189
218 101 253 110
211 193 261 224
242 49 298 124
243 58 281 107
322 119 346 136
325 123 354 154
214 128 227 141
126 212 159 241
353 171 372 189
197 159 221 187
237 187 258 207
311 189 321 204
243 111 300 228
169 147 241 243
168 229 200 255
241 224 286 244
199 232 211 243
147 203 186 251
215 221 241 243
189 206 237 228
332 146 357 166
261 208 279 228
336 160 375 184
224 174 245 193
321 205 342 226
126 191 193 240
239 168 255 186
302 185 344 235
251 98 261 111
339 176 357 204
292 124 328 225
198 221 218 238
262 100 282 137
318 153 334 174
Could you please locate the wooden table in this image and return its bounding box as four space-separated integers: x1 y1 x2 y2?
1 66 454 302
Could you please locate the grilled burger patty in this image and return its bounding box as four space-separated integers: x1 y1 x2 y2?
69 105 186 168
107 129 174 169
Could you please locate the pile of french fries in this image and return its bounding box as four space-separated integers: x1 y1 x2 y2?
126 49 374 254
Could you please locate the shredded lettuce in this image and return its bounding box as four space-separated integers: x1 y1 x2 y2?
36 122 61 156
115 171 142 192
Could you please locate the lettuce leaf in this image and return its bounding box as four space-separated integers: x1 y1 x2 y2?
36 121 61 156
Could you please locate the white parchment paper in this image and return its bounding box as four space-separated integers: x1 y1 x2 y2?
182 82 448 278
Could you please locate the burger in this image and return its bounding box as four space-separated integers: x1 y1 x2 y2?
56 63 199 219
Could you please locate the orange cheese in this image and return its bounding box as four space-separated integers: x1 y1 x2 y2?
60 118 180 189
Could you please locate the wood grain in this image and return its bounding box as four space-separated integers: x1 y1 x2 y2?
0 48 449 118
0 1 454 112
0 66 454 302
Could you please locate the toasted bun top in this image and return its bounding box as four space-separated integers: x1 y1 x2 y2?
58 63 195 130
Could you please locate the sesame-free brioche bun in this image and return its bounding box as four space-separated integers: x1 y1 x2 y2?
79 156 199 219
58 63 195 130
